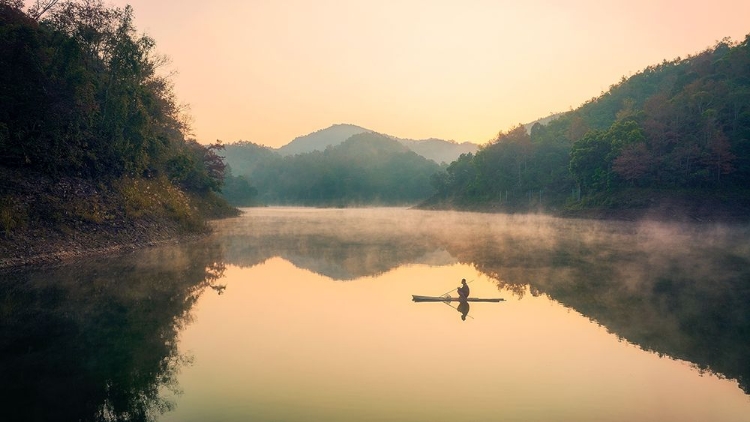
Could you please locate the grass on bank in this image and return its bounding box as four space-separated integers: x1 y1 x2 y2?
0 169 239 241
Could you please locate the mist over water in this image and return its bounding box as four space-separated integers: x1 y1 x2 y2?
2 207 749 421
215 207 750 292
213 207 750 388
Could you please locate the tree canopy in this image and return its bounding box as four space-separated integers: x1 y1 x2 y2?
0 1 224 193
424 35 750 216
0 0 237 244
222 133 443 206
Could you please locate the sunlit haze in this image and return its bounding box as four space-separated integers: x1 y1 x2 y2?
103 0 750 147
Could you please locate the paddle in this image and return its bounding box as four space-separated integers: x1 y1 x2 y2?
437 278 475 298
434 278 476 320
440 299 474 320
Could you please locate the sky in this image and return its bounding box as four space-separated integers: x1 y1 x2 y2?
96 0 750 148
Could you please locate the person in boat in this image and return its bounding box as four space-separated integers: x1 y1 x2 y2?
457 279 470 300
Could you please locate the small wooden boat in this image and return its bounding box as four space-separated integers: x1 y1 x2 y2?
412 295 504 303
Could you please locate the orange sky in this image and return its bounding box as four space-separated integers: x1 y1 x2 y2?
101 0 750 148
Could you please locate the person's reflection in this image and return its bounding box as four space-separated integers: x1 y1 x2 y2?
457 299 470 321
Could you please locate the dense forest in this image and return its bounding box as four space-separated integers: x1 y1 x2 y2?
222 132 444 206
224 34 750 219
276 123 478 164
3 0 750 247
423 35 750 220
0 0 236 264
0 0 236 260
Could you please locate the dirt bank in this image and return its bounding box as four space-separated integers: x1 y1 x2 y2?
0 167 234 270
0 219 207 270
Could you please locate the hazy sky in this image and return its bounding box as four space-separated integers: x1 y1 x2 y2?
100 0 750 148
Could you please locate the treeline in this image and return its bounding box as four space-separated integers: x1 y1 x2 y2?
0 1 234 234
425 35 750 217
222 133 443 206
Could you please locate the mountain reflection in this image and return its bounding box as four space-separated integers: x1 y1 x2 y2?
214 208 750 394
213 208 457 279
0 243 225 422
3 206 746 422
457 218 750 395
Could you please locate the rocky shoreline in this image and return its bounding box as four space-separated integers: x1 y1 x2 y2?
0 218 209 271
0 167 238 271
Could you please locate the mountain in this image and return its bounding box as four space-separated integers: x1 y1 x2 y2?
394 137 478 164
274 124 479 164
522 112 565 133
265 132 442 205
221 132 443 206
223 141 277 178
277 124 371 156
421 35 750 220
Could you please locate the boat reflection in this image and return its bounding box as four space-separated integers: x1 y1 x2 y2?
214 208 750 394
457 300 470 321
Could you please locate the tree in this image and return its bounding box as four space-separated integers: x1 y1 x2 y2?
28 0 59 20
704 132 735 184
613 143 653 184
569 130 612 193
221 166 258 206
0 0 23 9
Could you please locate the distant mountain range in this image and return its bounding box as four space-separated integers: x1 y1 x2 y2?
522 112 564 133
222 132 444 206
277 124 368 156
276 124 479 164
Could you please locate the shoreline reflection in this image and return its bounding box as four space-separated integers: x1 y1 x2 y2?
0 244 225 421
212 208 750 394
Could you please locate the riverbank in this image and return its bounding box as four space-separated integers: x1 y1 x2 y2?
419 188 750 224
0 168 238 270
559 188 750 223
0 218 207 270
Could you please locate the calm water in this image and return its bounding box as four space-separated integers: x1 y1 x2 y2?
1 207 749 421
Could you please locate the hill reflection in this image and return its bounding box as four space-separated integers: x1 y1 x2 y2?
0 243 226 422
459 218 750 395
214 208 457 279
4 206 746 422
214 208 750 394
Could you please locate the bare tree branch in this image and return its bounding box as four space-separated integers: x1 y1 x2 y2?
28 0 59 20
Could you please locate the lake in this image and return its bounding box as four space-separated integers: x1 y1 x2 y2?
1 207 749 421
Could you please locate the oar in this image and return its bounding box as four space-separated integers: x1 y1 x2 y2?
440 299 474 320
437 278 475 298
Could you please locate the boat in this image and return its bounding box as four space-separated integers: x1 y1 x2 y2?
412 295 504 303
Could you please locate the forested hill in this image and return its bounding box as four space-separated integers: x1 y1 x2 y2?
399 137 478 165
0 2 236 267
222 132 443 206
423 35 750 221
274 123 479 164
277 124 371 156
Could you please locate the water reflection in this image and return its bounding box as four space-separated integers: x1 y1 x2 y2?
457 300 470 321
460 218 750 395
3 207 748 421
211 208 750 394
0 243 225 422
215 208 456 279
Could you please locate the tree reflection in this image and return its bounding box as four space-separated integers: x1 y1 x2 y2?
457 220 750 395
212 210 455 279
212 209 750 395
0 242 225 421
